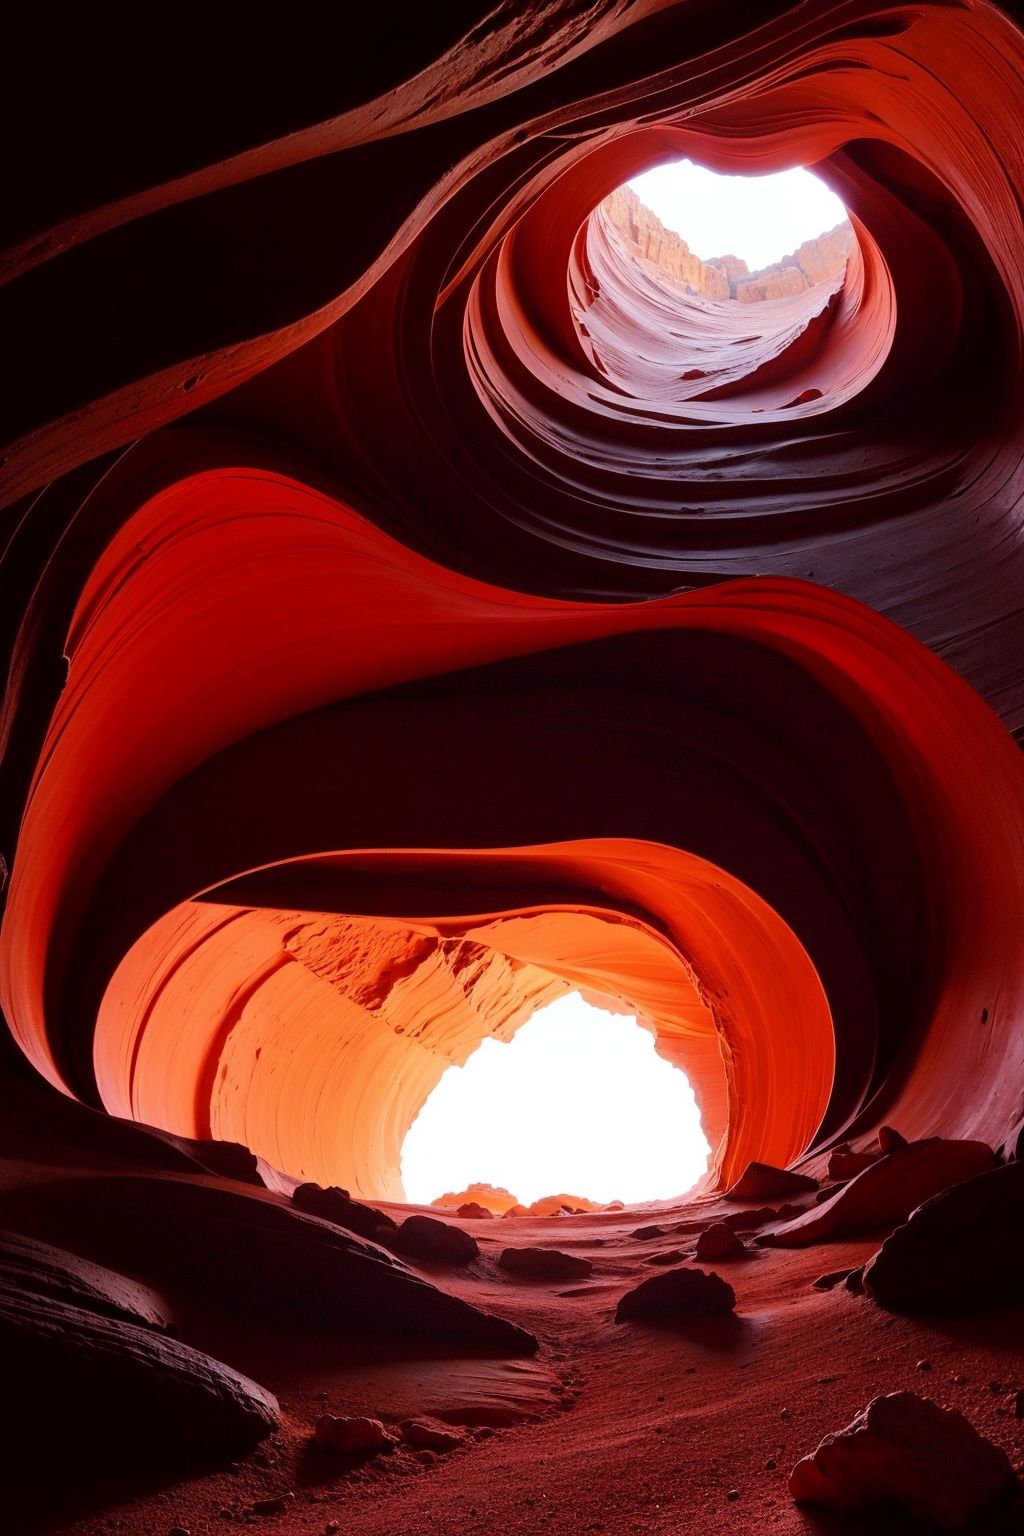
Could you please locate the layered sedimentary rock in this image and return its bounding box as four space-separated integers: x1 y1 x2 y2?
730 225 853 302
2 11 1024 1524
4 8 1024 1197
602 186 731 299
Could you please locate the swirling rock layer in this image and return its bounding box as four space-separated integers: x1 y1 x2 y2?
2 6 1024 1528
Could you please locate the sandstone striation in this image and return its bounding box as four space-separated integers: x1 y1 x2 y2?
4 4 1024 1530
601 185 731 299
758 1139 995 1247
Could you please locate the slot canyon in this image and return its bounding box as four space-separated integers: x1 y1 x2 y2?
3 4 1024 1532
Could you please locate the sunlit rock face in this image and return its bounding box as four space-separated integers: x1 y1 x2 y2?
602 185 732 299
732 224 853 302
602 184 852 303
2 6 1024 1527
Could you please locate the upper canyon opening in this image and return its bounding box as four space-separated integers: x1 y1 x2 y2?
610 159 851 303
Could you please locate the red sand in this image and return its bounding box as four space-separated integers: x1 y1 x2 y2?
16 1186 1023 1536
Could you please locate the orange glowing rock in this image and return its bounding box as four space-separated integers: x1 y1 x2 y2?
432 1185 521 1217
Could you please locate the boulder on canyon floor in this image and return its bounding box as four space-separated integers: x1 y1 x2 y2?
388 1213 480 1267
292 1182 397 1240
862 1160 1024 1313
498 1246 594 1280
314 1414 394 1454
726 1163 818 1200
758 1139 994 1248
694 1222 747 1261
615 1266 735 1323
790 1391 1016 1531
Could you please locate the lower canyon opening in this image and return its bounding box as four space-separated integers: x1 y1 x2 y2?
400 990 712 1211
4 6 1024 1534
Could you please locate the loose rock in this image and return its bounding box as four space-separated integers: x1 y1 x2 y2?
644 1249 686 1267
726 1163 817 1200
400 1419 463 1453
694 1223 746 1261
812 1268 858 1291
862 1160 1023 1313
389 1215 479 1266
789 1391 1015 1531
723 1206 777 1231
314 1415 393 1454
252 1493 295 1516
457 1202 494 1220
615 1267 735 1323
498 1246 593 1280
292 1182 397 1239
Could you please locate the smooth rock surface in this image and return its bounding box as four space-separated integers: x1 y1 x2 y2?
0 1285 279 1457
0 1173 532 1352
0 1226 171 1331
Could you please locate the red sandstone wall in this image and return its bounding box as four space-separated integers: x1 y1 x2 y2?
601 186 732 299
2 2 1024 1202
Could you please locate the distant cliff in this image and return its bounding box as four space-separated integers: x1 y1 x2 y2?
602 184 852 303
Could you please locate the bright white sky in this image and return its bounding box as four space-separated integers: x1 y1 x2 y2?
400 992 711 1207
628 160 848 270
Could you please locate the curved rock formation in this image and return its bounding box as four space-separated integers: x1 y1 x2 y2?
3 4 1024 1528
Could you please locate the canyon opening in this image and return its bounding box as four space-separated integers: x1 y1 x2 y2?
5 8 1024 1535
626 158 850 286
629 162 853 276
401 991 712 1210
